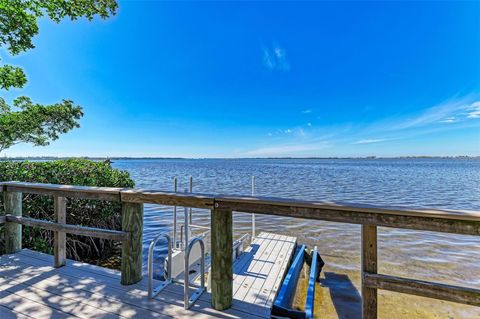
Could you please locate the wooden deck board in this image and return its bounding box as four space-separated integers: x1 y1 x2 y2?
0 232 296 319
233 232 297 310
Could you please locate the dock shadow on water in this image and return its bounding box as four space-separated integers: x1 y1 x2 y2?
320 272 362 319
293 269 362 319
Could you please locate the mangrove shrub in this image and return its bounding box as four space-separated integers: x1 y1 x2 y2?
0 159 134 261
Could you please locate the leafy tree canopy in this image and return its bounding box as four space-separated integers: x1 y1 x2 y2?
0 96 83 153
0 0 117 153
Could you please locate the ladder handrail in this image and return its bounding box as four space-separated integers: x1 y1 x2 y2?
147 233 172 298
184 237 206 309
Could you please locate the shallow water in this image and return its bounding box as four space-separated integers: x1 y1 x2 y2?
112 158 480 318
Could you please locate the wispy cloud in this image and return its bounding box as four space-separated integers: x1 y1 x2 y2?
467 101 480 118
263 42 290 72
297 128 306 137
353 139 386 144
392 97 480 130
302 109 312 114
245 141 330 156
439 117 457 123
252 95 479 157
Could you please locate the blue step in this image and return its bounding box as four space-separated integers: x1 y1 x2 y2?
271 245 324 319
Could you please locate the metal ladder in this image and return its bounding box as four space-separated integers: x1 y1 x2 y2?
148 175 256 309
147 234 206 309
148 182 206 309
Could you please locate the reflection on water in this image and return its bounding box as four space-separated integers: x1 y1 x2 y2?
113 158 480 318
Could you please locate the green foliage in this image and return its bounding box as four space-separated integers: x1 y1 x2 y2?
0 97 84 153
0 0 117 152
0 159 134 260
0 0 118 56
0 65 27 90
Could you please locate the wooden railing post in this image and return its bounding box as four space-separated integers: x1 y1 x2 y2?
362 225 378 319
54 196 67 267
4 191 22 254
121 201 144 285
211 204 233 310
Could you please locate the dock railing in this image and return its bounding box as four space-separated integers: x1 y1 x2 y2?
1 181 479 318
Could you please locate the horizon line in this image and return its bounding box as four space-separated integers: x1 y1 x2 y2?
1 155 479 160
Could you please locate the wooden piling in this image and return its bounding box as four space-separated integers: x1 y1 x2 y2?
4 191 22 254
211 205 233 310
362 225 378 319
121 201 144 285
54 196 67 267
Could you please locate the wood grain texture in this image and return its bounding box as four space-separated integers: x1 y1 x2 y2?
54 196 67 268
211 206 233 310
2 182 121 201
120 189 214 209
120 202 144 285
0 249 267 319
364 273 480 307
4 191 22 254
362 225 377 319
215 195 480 222
5 215 129 241
216 200 480 236
3 181 479 221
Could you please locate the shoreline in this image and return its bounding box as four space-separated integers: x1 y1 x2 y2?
1 156 479 161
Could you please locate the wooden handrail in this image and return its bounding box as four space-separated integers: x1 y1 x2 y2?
0 181 122 201
2 181 479 222
364 273 480 307
4 215 130 241
1 180 479 318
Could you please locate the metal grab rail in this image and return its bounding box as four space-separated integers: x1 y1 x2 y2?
184 237 206 309
148 233 172 299
180 224 211 249
232 233 250 260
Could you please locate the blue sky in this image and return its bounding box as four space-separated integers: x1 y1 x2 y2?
2 1 479 158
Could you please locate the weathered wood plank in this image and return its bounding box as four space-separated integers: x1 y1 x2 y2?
233 233 275 293
364 273 480 307
120 189 215 209
234 234 277 302
362 225 377 319
245 234 288 304
216 199 480 236
3 251 264 318
3 181 480 226
4 191 22 254
260 235 297 307
211 206 233 310
216 195 480 222
2 182 121 201
54 196 66 268
0 290 72 319
121 202 144 285
0 303 34 319
0 265 171 319
232 233 269 281
0 276 121 319
5 215 129 241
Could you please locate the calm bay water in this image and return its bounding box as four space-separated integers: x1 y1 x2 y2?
112 158 480 318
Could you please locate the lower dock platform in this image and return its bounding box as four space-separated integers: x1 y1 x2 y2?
0 232 297 318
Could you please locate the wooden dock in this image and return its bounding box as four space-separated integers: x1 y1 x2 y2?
0 232 296 319
1 181 479 319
